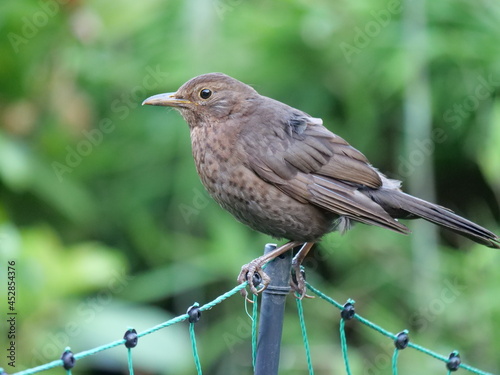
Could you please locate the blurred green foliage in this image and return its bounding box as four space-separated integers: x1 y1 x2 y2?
0 0 499 374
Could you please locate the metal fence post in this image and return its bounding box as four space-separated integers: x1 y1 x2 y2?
254 243 293 375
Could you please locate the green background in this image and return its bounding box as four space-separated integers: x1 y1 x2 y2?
1 0 499 374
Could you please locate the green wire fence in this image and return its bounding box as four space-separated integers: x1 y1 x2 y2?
0 281 495 375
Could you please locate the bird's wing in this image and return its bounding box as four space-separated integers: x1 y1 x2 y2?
241 108 409 234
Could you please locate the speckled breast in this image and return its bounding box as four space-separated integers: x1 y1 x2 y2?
190 127 335 242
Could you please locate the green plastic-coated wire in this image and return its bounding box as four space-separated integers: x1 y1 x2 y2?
306 282 494 375
339 318 352 375
392 349 399 375
7 280 496 375
11 283 247 375
190 322 202 375
136 283 248 341
11 360 64 375
296 296 314 375
252 293 259 369
127 348 134 375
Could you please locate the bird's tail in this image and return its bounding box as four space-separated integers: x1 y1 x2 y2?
367 189 500 249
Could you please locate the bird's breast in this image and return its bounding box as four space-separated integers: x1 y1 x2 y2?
190 125 242 200
189 125 335 241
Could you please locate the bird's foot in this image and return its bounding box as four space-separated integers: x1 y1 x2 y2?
290 262 314 300
237 241 303 300
289 242 315 299
237 260 271 300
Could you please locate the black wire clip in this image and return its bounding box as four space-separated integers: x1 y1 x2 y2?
446 351 461 371
394 330 409 349
124 328 138 349
187 303 202 323
341 300 356 320
61 348 75 370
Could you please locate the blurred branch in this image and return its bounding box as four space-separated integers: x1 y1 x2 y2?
402 0 440 306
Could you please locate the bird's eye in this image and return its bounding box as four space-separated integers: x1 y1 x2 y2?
199 89 212 99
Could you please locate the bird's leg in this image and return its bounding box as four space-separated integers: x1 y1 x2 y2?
290 242 315 299
238 241 303 298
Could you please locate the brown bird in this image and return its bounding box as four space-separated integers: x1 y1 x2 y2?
143 73 499 297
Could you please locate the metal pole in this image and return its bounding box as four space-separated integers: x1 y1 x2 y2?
254 243 292 375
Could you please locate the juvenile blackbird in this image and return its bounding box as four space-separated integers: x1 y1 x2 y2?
143 73 499 296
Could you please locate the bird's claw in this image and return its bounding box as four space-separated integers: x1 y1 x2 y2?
290 263 313 300
238 261 271 299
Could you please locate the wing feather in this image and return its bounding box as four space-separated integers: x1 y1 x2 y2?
241 103 406 233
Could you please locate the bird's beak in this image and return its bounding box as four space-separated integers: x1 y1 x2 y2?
142 92 191 107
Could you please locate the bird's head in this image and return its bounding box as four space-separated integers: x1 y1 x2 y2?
142 73 258 127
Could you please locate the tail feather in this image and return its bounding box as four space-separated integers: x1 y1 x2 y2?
368 189 500 249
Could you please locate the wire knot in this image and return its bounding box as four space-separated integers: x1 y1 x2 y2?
61 348 75 370
124 328 138 348
187 303 201 323
446 351 461 371
251 272 262 288
340 300 356 320
394 330 409 349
